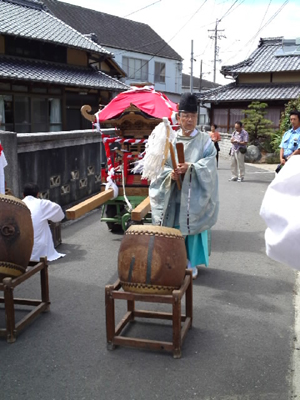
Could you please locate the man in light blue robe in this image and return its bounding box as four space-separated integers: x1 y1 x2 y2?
149 93 219 279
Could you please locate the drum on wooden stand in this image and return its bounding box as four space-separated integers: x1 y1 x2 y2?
0 194 34 282
118 225 187 294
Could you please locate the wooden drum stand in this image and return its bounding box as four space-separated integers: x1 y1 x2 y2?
0 257 50 343
105 269 193 358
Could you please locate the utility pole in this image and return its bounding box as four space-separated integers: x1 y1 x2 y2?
190 40 194 93
208 19 225 83
199 59 203 94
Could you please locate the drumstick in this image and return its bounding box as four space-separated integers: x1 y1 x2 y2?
176 142 185 164
169 142 181 190
176 142 185 183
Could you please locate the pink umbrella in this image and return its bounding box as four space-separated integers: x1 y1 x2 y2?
97 86 178 124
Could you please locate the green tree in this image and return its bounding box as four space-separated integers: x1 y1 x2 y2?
242 102 274 150
270 98 300 154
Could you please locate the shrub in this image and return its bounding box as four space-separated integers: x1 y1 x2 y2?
242 102 274 150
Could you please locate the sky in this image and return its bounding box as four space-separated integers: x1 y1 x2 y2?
61 0 300 85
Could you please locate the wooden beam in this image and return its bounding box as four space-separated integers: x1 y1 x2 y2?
66 189 114 220
131 196 151 221
100 186 149 197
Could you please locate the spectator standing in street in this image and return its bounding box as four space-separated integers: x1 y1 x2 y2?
276 110 300 173
23 182 65 262
209 124 221 167
228 121 248 182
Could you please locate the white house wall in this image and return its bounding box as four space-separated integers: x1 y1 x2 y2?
106 47 182 94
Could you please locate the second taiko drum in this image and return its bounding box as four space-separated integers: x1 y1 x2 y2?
118 225 187 294
0 194 33 282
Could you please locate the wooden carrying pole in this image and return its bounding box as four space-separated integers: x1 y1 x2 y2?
131 196 151 222
66 189 114 220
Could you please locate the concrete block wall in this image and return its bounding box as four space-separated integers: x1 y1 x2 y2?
218 132 232 159
0 129 106 208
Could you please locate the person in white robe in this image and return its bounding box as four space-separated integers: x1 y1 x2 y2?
260 155 300 270
0 142 7 194
23 183 65 262
149 93 219 279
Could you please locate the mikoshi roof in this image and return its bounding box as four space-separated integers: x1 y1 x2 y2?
97 86 178 122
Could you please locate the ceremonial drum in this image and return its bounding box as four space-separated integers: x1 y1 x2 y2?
118 225 187 294
0 194 34 282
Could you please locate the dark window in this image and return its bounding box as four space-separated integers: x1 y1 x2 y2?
14 96 31 133
155 62 166 83
0 94 62 133
0 95 13 132
5 36 67 63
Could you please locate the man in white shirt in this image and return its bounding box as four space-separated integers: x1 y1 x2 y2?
23 183 65 262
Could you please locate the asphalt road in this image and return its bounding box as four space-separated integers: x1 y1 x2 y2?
0 159 296 400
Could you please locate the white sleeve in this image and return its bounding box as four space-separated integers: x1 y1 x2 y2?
40 199 64 223
0 151 8 168
260 156 300 270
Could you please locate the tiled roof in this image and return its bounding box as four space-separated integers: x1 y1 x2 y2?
0 56 129 90
198 82 300 102
0 0 112 56
221 37 300 75
182 73 221 91
41 0 183 61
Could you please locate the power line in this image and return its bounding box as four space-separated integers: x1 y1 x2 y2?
112 39 167 57
257 0 272 32
202 1 246 82
120 0 229 66
219 0 246 21
124 0 162 18
193 0 220 59
246 0 272 58
194 37 214 58
219 0 240 21
244 0 288 48
222 0 289 65
114 11 216 59
164 0 208 46
127 0 209 79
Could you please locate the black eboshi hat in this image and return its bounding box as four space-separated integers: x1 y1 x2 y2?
178 93 198 113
